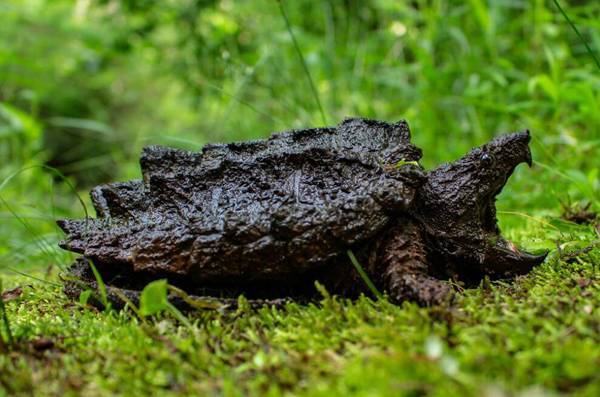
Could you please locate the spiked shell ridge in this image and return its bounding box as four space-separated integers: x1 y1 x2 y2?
58 118 425 282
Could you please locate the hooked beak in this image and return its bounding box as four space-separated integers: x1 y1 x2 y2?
417 129 545 282
485 241 548 278
483 130 545 277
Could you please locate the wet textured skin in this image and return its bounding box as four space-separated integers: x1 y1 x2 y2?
58 118 547 308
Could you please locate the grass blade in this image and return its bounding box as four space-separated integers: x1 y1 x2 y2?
552 0 600 71
87 259 109 310
4 267 61 287
0 164 89 219
166 301 194 330
347 249 383 300
497 211 562 233
277 0 327 125
202 81 287 127
0 195 65 268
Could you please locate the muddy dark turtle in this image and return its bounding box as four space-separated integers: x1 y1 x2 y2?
57 118 547 308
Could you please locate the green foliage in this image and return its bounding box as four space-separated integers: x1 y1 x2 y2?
139 279 169 317
0 102 43 166
139 280 194 329
77 289 92 307
0 225 598 395
0 0 598 394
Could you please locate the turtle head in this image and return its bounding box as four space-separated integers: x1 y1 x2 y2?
414 131 547 281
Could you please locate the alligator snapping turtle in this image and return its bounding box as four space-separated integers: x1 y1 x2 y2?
57 118 547 308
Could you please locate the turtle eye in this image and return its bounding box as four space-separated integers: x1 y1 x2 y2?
481 153 494 166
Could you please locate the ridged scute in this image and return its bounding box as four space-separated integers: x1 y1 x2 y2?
58 118 424 282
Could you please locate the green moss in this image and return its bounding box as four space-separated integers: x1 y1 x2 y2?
0 222 598 396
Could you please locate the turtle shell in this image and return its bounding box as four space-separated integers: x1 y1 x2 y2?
58 118 424 283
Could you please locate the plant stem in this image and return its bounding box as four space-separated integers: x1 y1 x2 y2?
347 250 383 300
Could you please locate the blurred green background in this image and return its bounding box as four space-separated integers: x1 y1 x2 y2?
0 2 599 395
0 0 598 272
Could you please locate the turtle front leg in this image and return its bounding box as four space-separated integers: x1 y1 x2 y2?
377 221 453 306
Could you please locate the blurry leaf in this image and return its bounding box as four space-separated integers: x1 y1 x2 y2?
447 27 469 53
139 282 194 328
528 74 558 102
78 289 92 306
487 70 508 87
204 10 238 36
467 0 491 34
0 102 42 142
139 279 168 317
587 168 598 189
47 117 115 138
564 169 598 200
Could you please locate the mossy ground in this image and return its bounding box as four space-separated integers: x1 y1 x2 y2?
1 220 598 396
